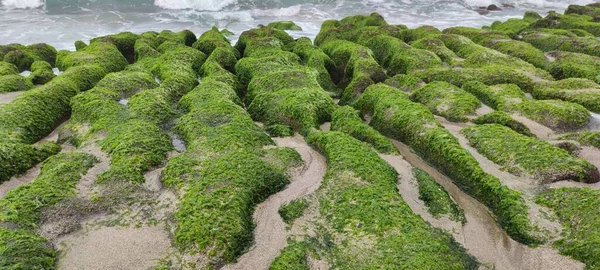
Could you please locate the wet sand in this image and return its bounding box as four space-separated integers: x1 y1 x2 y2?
56 226 171 270
0 91 24 104
511 114 557 140
224 134 327 270
389 139 583 270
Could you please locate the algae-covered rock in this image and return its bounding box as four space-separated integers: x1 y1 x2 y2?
268 21 303 31
91 31 140 63
474 111 534 137
533 78 600 112
463 124 599 183
330 106 398 154
0 74 34 92
410 37 459 65
28 60 55 85
74 40 87 51
537 187 600 269
3 49 35 72
411 81 481 122
515 99 590 131
462 81 526 111
383 73 424 92
546 51 600 83
561 131 600 149
531 11 600 36
0 141 61 184
56 41 128 73
0 61 18 76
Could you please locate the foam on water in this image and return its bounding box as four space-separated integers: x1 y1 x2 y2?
154 0 237 11
1 0 43 9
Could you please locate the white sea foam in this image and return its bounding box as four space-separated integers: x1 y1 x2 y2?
1 0 43 9
154 0 237 11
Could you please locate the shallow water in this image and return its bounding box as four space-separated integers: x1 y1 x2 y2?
0 0 596 50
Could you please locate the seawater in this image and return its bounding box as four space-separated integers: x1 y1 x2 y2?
0 0 597 50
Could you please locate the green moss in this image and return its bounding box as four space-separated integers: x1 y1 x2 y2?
270 240 311 270
463 124 599 183
533 78 600 113
0 142 61 184
546 51 600 83
306 130 478 269
75 40 87 51
519 28 600 56
156 30 197 47
0 152 96 228
28 61 55 85
515 99 590 131
268 21 303 31
413 66 538 92
289 37 339 93
221 29 235 36
561 131 600 149
260 147 303 171
0 228 56 269
536 187 600 269
246 67 321 103
461 81 526 110
383 74 424 92
566 3 600 17
96 71 159 95
266 124 294 137
411 81 481 122
0 74 33 92
410 37 459 65
234 26 294 56
353 83 540 244
91 31 140 63
474 111 534 137
56 41 128 73
531 11 600 36
339 12 388 28
98 120 172 183
331 106 398 154
0 152 95 269
490 18 534 37
279 199 309 224
3 49 34 72
400 25 442 43
0 62 18 76
26 43 57 66
192 27 238 58
413 168 465 223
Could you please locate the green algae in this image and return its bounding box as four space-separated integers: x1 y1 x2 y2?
268 21 303 31
0 74 33 92
331 106 398 154
411 81 481 122
307 130 478 269
279 199 309 224
533 78 600 113
28 61 55 85
462 124 599 183
413 168 466 223
474 111 534 137
537 187 600 269
353 83 541 244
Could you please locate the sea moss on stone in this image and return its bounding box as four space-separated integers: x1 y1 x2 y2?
413 168 465 223
537 187 600 269
331 106 398 154
0 61 18 76
28 60 55 85
533 78 600 113
268 21 303 31
462 124 599 183
0 142 60 184
0 74 33 92
56 41 128 73
546 51 600 83
353 83 540 244
474 111 534 137
306 130 478 269
411 81 481 122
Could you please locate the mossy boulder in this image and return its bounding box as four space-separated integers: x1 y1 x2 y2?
546 51 600 83
28 61 55 85
410 37 459 65
411 81 481 122
533 78 600 113
474 111 534 137
56 41 128 73
515 99 591 131
0 62 18 76
413 168 465 223
306 130 477 269
561 131 600 149
268 21 303 31
0 141 61 184
331 106 398 154
537 187 600 269
463 124 599 183
531 11 600 36
3 49 35 72
26 43 57 66
0 74 33 92
354 83 540 244
462 81 526 111
383 74 424 92
91 31 140 63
